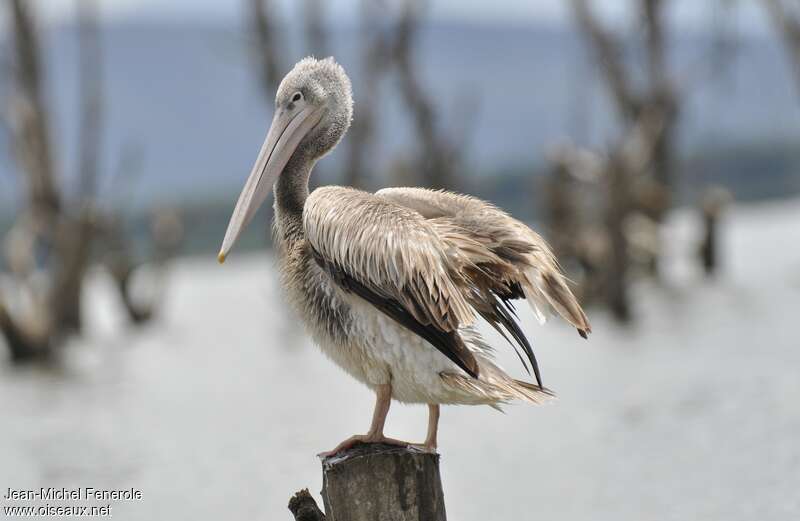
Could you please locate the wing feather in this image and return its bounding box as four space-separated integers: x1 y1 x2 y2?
305 186 475 331
377 187 591 337
305 185 590 388
304 186 480 377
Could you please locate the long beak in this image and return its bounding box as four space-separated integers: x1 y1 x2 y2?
218 105 324 263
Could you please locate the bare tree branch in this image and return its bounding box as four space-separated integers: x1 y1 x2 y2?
571 0 677 199
640 0 677 191
7 0 60 221
571 0 641 120
341 0 392 188
392 0 458 189
643 0 667 89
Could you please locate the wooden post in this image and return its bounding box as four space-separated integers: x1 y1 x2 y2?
288 443 447 521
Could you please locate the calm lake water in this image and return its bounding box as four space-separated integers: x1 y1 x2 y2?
2 201 799 520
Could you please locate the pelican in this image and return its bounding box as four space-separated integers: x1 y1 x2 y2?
219 57 590 455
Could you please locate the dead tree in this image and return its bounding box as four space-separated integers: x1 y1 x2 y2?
544 144 606 304
569 0 676 285
6 0 60 224
341 0 394 189
391 1 460 190
606 107 666 320
102 207 184 324
539 1 683 322
545 108 666 321
571 0 677 213
51 0 104 332
2 0 71 357
763 0 800 97
289 444 446 521
341 0 464 190
641 0 678 197
1 1 177 360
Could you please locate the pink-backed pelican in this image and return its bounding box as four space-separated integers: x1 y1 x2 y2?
219 57 590 456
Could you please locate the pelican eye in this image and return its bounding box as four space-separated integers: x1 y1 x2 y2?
292 92 302 102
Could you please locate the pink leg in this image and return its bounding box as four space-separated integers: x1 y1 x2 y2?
318 383 409 457
425 404 440 450
410 404 439 453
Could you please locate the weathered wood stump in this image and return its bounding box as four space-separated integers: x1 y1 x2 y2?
288 489 326 521
288 443 446 521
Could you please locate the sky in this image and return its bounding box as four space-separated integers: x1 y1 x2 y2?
0 0 773 34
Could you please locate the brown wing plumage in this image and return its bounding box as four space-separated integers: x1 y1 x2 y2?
304 186 476 331
376 187 592 337
304 186 480 378
304 185 590 387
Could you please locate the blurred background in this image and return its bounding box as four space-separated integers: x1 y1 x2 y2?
1 0 798 519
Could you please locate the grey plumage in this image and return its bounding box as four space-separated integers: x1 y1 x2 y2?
276 57 353 161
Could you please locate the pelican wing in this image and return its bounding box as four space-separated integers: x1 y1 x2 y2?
304 186 480 378
376 187 591 338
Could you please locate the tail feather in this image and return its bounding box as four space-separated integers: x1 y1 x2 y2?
440 372 555 406
512 379 556 403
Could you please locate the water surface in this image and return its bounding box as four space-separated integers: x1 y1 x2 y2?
2 202 799 520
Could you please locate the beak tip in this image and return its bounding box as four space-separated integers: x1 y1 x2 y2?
217 251 227 264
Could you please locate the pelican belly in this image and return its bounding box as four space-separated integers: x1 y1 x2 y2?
344 296 475 404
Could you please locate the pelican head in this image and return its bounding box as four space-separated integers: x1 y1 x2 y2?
218 57 353 263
